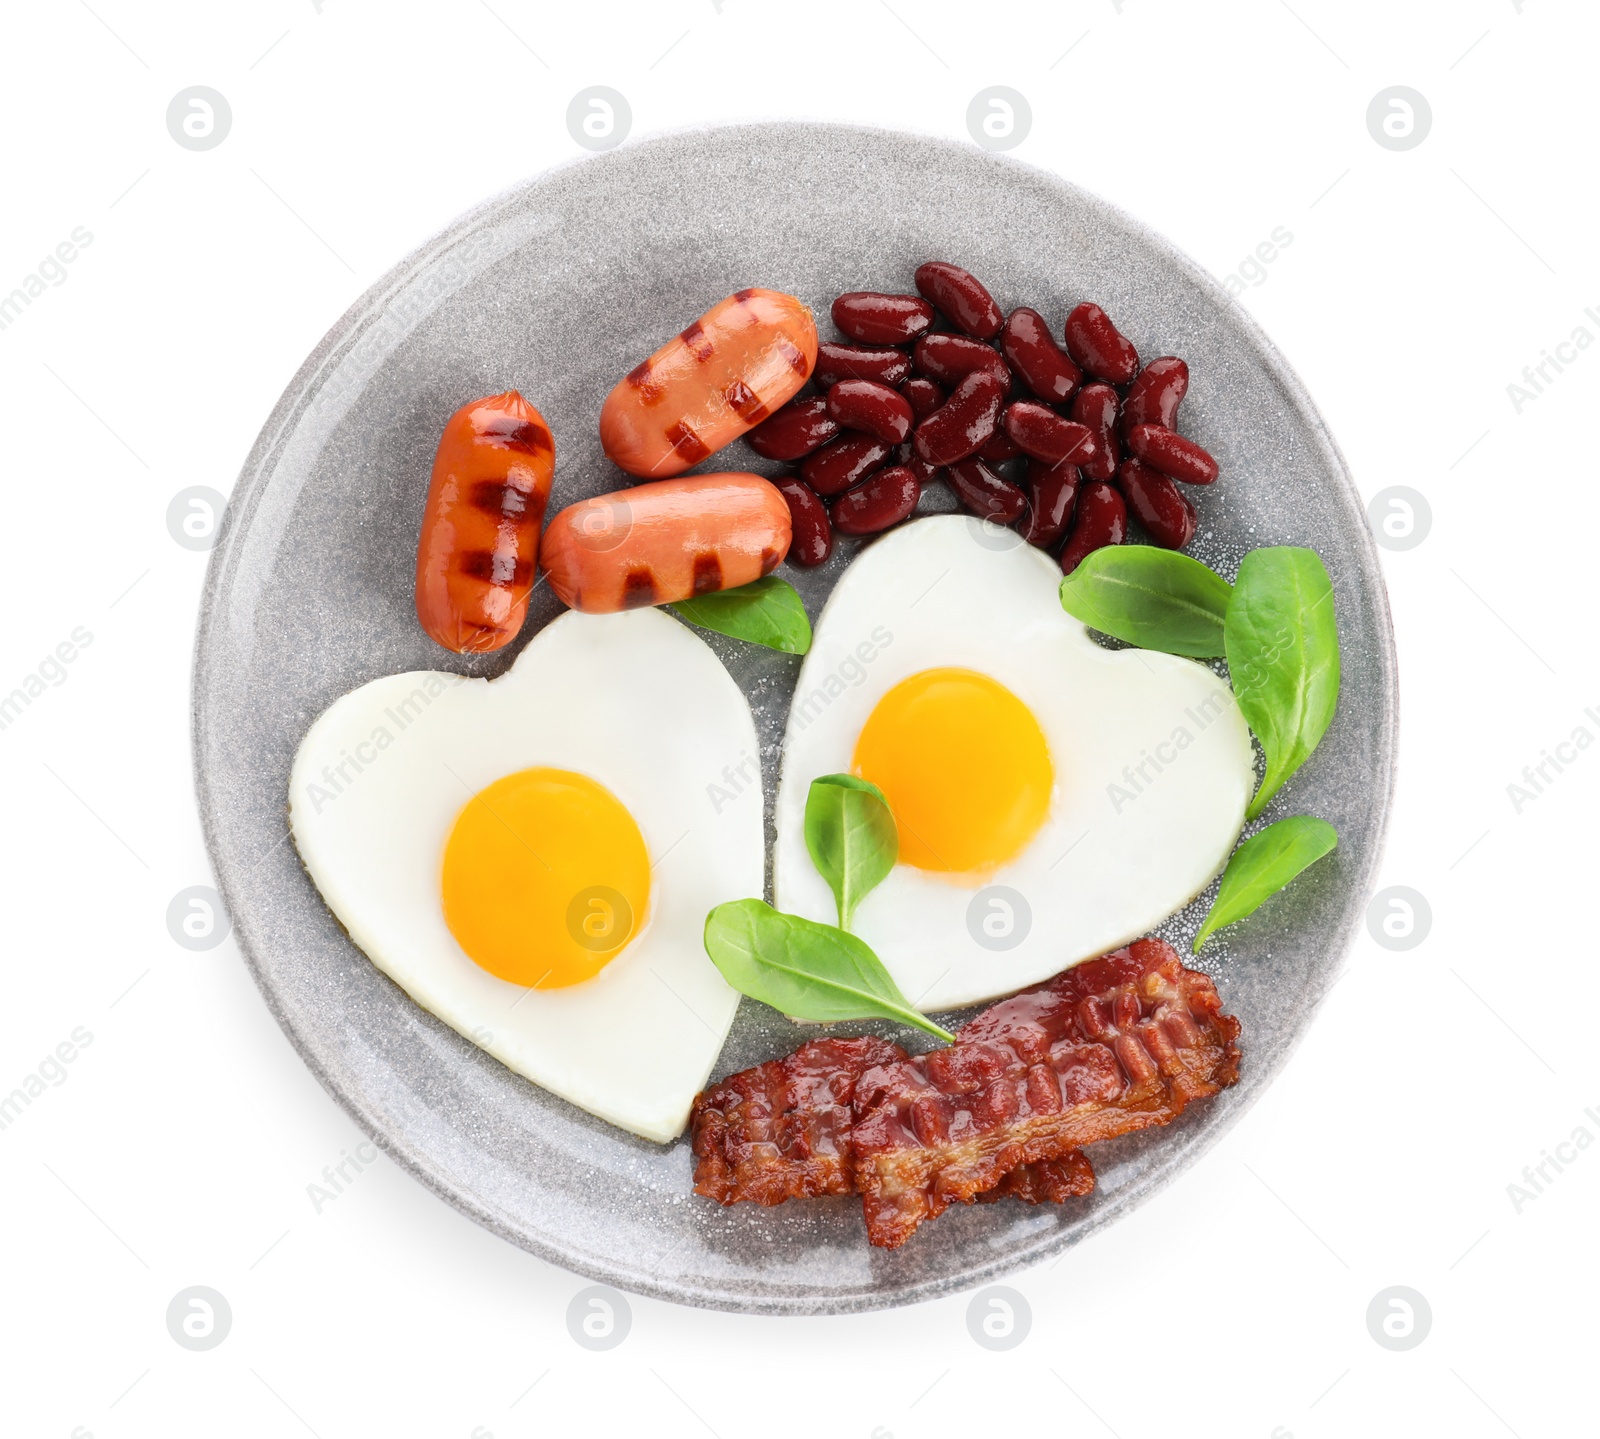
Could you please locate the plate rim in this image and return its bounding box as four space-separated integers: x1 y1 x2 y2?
192 118 1399 1314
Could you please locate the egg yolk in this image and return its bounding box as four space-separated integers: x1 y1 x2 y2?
441 767 650 988
852 668 1053 877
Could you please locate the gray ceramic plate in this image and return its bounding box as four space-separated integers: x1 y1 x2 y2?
194 122 1396 1314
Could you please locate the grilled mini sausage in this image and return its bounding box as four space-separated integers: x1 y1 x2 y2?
540 472 792 613
600 289 818 479
414 391 555 653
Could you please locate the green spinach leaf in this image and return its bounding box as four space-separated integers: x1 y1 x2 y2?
804 775 898 931
1224 547 1340 818
704 899 954 1042
1059 545 1233 658
670 575 812 654
1194 815 1338 951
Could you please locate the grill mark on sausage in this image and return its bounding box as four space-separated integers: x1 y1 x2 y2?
468 480 531 518
759 545 782 576
459 549 533 587
666 419 710 464
722 379 768 424
473 414 552 455
680 320 715 363
733 287 758 303
775 334 810 379
621 568 659 609
626 359 667 406
690 552 723 595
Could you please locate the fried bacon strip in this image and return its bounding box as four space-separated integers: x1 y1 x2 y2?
851 937 1241 1246
690 1034 1091 1211
690 937 1240 1248
692 1036 903 1207
976 1152 1097 1206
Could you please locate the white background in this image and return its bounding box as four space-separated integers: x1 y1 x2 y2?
1 0 1592 1434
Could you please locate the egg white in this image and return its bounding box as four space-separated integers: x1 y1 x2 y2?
289 608 762 1143
772 515 1254 1011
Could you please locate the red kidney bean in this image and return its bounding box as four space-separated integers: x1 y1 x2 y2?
1001 400 1099 467
831 292 935 346
1121 356 1189 435
914 261 1003 340
980 428 1021 463
1117 458 1196 550
912 332 1010 389
831 465 922 536
1020 460 1079 549
913 369 1005 467
814 341 912 389
1064 302 1139 385
745 395 838 462
895 442 943 485
1000 307 1082 405
1126 423 1219 484
900 376 945 423
1059 481 1127 574
800 434 893 497
773 474 833 566
945 458 1027 524
826 379 913 445
1070 383 1120 483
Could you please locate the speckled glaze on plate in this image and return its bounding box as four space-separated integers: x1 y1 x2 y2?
193 122 1396 1315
